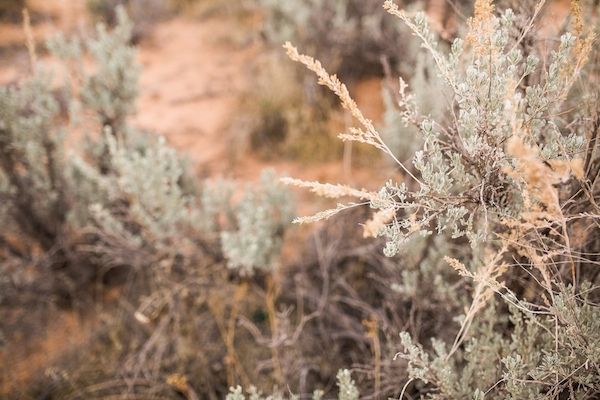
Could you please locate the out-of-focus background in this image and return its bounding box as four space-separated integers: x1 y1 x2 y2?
0 1 575 399
0 0 568 177
0 0 570 208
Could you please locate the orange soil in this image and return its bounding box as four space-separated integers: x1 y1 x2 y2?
0 310 96 395
132 15 261 173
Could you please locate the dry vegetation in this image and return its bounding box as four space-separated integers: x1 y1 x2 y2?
1 1 599 399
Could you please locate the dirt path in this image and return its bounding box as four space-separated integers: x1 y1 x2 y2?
133 13 261 175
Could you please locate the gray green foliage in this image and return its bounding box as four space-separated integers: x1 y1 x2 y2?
287 1 600 399
0 68 67 250
341 8 587 255
48 6 140 132
2 2 600 400
382 50 447 164
220 170 294 275
73 133 201 251
200 169 294 276
0 6 293 277
397 288 600 399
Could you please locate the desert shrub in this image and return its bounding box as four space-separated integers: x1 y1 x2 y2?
1 9 300 398
285 0 600 398
381 49 447 164
236 55 345 162
218 170 294 276
31 7 292 277
48 8 286 270
48 6 140 135
259 0 421 78
71 133 202 252
0 7 145 274
0 69 67 253
87 0 172 40
227 369 359 400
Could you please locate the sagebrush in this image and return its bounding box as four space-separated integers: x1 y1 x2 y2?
284 0 600 398
2 1 600 400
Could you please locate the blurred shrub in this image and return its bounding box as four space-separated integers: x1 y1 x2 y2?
0 68 67 253
227 369 359 400
86 0 172 40
0 0 25 22
259 0 418 78
48 6 140 135
236 55 344 162
1 6 293 290
1 9 296 398
218 170 294 275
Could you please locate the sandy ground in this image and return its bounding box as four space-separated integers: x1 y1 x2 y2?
132 15 261 173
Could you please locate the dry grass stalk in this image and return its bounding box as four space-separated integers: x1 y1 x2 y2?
284 42 423 186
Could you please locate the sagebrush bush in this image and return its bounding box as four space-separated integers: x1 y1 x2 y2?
219 170 294 276
0 6 293 294
227 369 359 400
2 6 291 277
1 7 297 398
3 1 600 400
199 169 294 275
0 68 68 253
48 6 140 134
259 0 424 78
285 0 600 398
